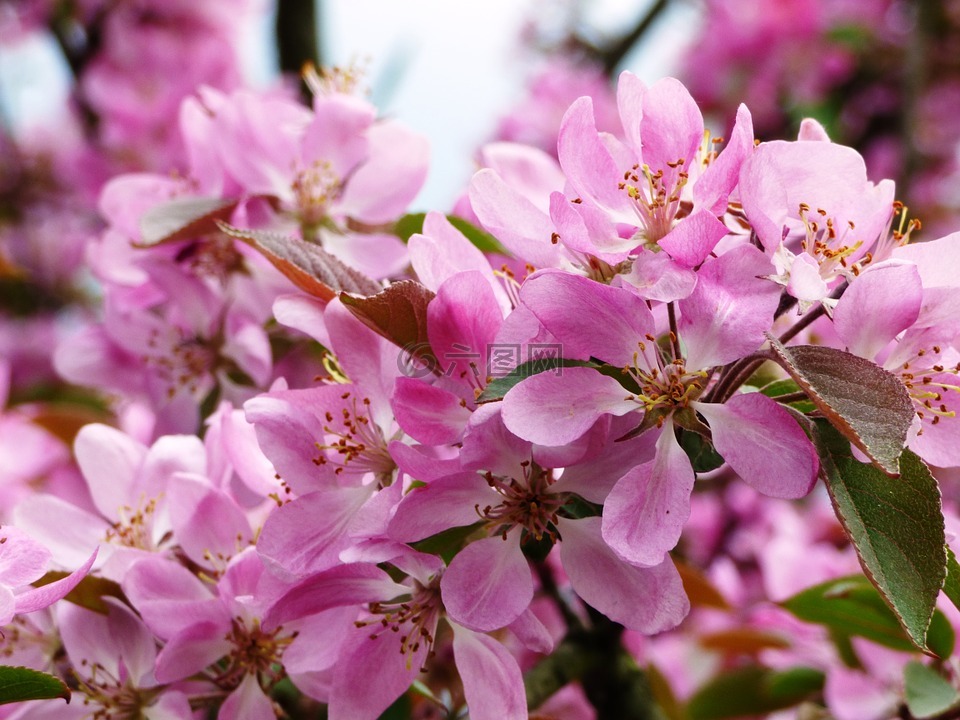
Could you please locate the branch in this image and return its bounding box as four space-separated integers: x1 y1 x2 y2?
593 0 671 76
524 611 665 719
275 0 321 101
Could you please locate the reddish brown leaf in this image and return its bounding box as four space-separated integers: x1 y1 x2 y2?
29 404 113 445
137 197 239 247
218 223 381 301
676 559 730 610
767 334 914 476
340 280 436 361
699 628 791 654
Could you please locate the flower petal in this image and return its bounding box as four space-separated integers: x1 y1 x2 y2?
693 393 818 498
442 534 532 631
452 623 527 720
601 422 694 566
560 517 689 633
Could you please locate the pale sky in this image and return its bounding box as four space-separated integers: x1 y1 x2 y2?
0 0 699 209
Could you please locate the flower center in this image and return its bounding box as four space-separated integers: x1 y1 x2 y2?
104 496 160 551
897 346 960 434
619 159 689 244
358 577 443 666
175 236 245 283
796 202 871 279
476 462 565 542
314 390 397 484
143 328 217 399
292 160 341 227
622 338 707 417
216 617 294 690
74 661 152 720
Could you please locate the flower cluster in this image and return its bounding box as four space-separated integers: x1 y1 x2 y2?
3 10 960 719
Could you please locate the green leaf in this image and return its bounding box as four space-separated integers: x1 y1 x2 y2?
679 430 725 473
340 280 437 371
782 575 922 652
411 523 481 564
767 335 914 475
903 661 960 718
218 223 382 301
942 546 960 614
759 378 816 413
0 666 70 705
137 197 239 246
446 215 506 255
816 421 946 653
377 691 412 720
393 212 426 242
927 610 955 659
686 665 824 719
475 358 596 404
393 213 507 255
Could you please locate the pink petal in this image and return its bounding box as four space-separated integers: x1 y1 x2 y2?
549 190 636 258
0 526 51 587
14 494 107 570
442 534 533 631
558 97 633 217
105 597 159 686
798 118 831 141
219 674 276 720
616 70 646 153
167 474 252 569
833 261 922 360
337 120 429 224
622 247 699 302
468 169 562 268
559 517 689 633
154 621 233 683
477 141 565 207
894 231 960 288
452 623 527 720
694 104 754 213
638 77 704 177
428 271 504 389
257 486 371 578
678 243 779 369
0 586 14 625
553 425 659 504
692 393 818 498
272 294 331 346
264 564 407 631
14 547 98 615
329 624 429 720
74 423 147 519
388 472 492 542
391 377 471 445
519 270 656 366
658 209 729 268
122 557 225 641
786 251 829 303
301 93 375 177
410 212 501 300
601 422 694 566
501 367 635 446
508 608 555 654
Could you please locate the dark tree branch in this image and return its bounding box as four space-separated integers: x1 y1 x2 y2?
598 0 670 76
276 0 321 101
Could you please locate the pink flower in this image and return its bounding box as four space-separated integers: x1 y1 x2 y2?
264 550 528 720
500 268 818 565
0 526 97 626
